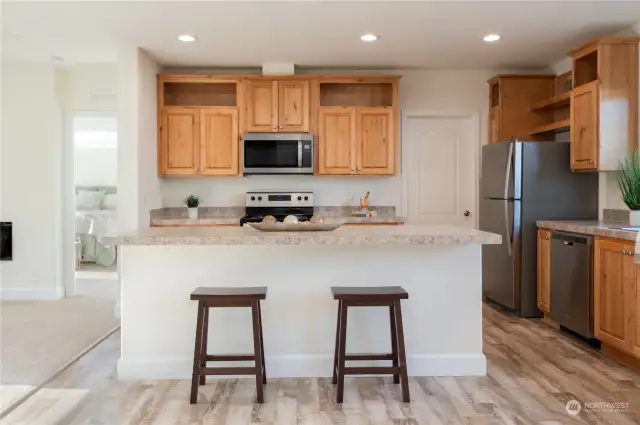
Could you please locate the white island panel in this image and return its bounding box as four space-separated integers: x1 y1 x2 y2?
117 242 487 380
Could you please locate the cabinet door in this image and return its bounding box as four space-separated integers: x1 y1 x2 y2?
246 80 278 132
318 107 356 175
160 107 199 175
594 238 635 351
278 80 309 132
537 229 551 314
632 263 640 358
356 108 394 175
200 109 239 176
570 81 599 171
489 106 501 143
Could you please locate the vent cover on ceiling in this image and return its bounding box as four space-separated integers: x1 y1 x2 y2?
262 63 295 76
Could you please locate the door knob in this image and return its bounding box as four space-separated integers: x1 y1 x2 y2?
464 210 471 217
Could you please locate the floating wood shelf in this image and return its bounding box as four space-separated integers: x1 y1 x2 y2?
530 119 571 135
530 92 571 111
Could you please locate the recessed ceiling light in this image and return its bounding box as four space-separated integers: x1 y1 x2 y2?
178 34 197 42
360 34 378 42
483 34 501 42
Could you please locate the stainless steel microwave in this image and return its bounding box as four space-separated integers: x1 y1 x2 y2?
242 133 314 175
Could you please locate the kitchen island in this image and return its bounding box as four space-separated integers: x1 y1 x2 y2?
109 225 500 380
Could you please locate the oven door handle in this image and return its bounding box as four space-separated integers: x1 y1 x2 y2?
297 141 303 167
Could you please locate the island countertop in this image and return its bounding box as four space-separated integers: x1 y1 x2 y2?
106 224 501 246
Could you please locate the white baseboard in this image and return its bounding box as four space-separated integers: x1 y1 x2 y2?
117 354 486 380
0 285 65 301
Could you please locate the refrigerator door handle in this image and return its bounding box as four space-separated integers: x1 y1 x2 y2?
504 142 513 200
504 199 512 256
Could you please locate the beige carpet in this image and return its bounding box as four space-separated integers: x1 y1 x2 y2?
1 296 119 386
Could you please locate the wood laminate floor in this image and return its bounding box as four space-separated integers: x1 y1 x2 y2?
2 304 640 425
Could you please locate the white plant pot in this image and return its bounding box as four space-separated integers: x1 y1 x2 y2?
187 207 199 219
630 210 640 226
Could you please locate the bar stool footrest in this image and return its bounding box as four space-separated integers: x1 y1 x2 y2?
345 353 394 361
205 354 256 361
344 366 402 375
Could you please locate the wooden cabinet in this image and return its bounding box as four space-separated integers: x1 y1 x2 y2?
245 79 310 132
487 75 555 143
245 80 277 132
594 237 636 353
570 81 599 171
569 38 639 172
157 76 241 176
200 109 238 176
537 229 551 314
318 107 394 175
318 107 356 175
160 108 200 175
357 108 394 174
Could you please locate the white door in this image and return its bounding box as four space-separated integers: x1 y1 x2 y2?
403 113 477 227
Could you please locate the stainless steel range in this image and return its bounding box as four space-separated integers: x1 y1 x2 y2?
239 191 314 226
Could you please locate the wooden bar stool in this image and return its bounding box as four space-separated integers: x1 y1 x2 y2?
190 286 267 404
331 286 410 403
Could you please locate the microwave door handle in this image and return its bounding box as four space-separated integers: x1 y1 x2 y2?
297 141 303 167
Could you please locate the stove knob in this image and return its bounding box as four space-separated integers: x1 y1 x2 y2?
297 196 302 201
257 196 262 201
304 196 309 201
250 196 255 201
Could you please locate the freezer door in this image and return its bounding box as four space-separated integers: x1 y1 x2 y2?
481 141 521 200
480 198 520 310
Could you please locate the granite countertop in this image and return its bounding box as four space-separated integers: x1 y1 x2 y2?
106 225 501 246
537 220 639 242
150 215 405 226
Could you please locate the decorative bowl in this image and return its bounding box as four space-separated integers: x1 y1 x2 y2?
247 222 342 232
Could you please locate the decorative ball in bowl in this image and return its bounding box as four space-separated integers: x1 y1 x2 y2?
283 215 299 224
262 215 277 224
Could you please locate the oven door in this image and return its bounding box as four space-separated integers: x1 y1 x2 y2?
242 134 312 175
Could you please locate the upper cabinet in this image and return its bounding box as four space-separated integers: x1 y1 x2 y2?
244 79 310 132
316 78 398 176
157 76 241 176
487 75 556 143
569 38 639 172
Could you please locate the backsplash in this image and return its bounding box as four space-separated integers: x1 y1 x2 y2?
602 209 630 224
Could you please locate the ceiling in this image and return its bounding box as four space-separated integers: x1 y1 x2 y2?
3 1 640 69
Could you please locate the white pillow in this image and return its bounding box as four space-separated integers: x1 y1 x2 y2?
102 194 117 210
76 190 104 210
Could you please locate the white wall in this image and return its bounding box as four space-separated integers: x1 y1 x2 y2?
117 47 162 232
1 64 64 300
160 68 548 209
58 64 117 112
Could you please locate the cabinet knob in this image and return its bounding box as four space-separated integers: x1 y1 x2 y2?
588 160 593 164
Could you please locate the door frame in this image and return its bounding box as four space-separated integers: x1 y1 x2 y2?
400 110 481 227
63 110 118 298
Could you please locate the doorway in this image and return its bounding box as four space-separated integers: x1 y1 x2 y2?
402 111 479 227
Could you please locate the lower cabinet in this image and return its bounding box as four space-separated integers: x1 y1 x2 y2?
594 237 638 356
537 229 551 314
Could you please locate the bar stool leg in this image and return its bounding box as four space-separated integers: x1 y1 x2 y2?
258 300 266 385
336 301 348 403
332 300 342 385
393 299 410 403
251 300 265 403
199 307 209 385
190 301 205 404
389 305 400 384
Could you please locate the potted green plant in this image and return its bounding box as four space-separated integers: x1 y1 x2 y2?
184 194 202 219
617 151 640 225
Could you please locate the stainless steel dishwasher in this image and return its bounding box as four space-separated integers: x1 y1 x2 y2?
549 231 593 339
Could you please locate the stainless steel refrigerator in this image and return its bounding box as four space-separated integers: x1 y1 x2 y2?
480 141 598 317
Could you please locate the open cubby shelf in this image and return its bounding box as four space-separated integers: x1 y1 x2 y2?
319 83 393 107
163 82 237 107
530 119 571 136
530 92 571 111
574 50 598 88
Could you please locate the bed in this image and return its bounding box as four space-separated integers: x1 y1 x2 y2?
75 186 118 267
